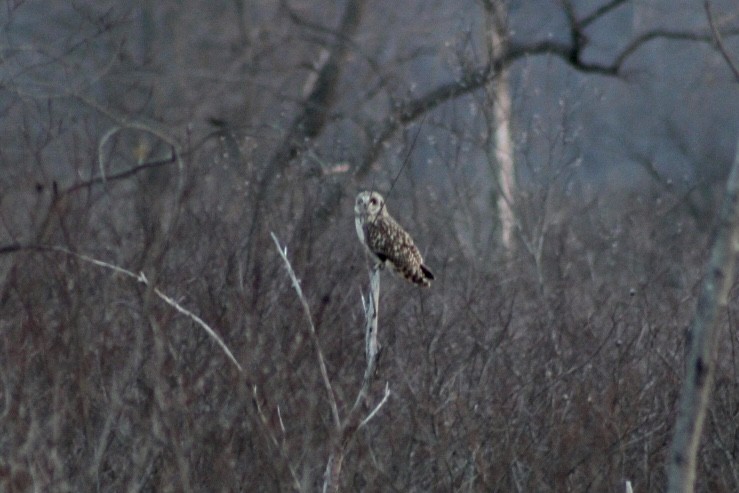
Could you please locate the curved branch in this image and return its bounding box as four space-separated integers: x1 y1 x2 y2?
355 23 739 178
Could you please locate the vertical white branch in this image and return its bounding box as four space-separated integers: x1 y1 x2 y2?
348 263 381 414
323 263 388 493
364 265 381 381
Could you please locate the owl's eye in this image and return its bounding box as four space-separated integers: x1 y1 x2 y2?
369 197 377 206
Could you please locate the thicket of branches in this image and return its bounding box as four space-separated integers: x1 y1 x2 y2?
1 1 738 491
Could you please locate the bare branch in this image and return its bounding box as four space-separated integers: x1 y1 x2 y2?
271 232 342 430
270 233 388 492
0 243 26 255
151 286 242 372
364 1 739 181
1 244 243 372
350 264 381 414
266 0 364 173
253 385 304 493
612 29 728 72
65 154 177 194
705 0 739 82
357 22 733 178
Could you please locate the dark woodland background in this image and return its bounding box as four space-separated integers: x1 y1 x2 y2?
1 1 739 491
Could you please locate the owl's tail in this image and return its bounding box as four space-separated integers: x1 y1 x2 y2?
411 264 434 287
394 260 434 287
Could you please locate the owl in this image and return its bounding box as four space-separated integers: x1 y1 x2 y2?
354 191 434 287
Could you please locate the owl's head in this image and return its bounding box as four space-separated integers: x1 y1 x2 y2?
355 190 386 218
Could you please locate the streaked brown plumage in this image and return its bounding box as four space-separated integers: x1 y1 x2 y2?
354 191 434 287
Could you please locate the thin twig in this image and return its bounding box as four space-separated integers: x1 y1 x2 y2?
151 286 242 372
68 152 176 194
277 405 286 435
253 385 304 492
358 382 391 430
387 113 427 197
270 232 341 430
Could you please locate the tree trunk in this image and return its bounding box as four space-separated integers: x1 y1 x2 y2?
483 0 515 250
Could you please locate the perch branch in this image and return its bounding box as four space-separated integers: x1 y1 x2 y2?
323 263 387 493
350 263 382 415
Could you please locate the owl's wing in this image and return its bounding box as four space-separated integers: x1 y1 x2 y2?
374 213 425 257
364 216 411 261
364 216 434 286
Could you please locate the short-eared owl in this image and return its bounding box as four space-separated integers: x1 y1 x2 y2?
354 191 434 287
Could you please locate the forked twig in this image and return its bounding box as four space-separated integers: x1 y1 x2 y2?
19 245 243 372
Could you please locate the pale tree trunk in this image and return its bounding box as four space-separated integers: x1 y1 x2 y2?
667 4 739 489
666 137 739 492
493 71 515 250
483 0 515 250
